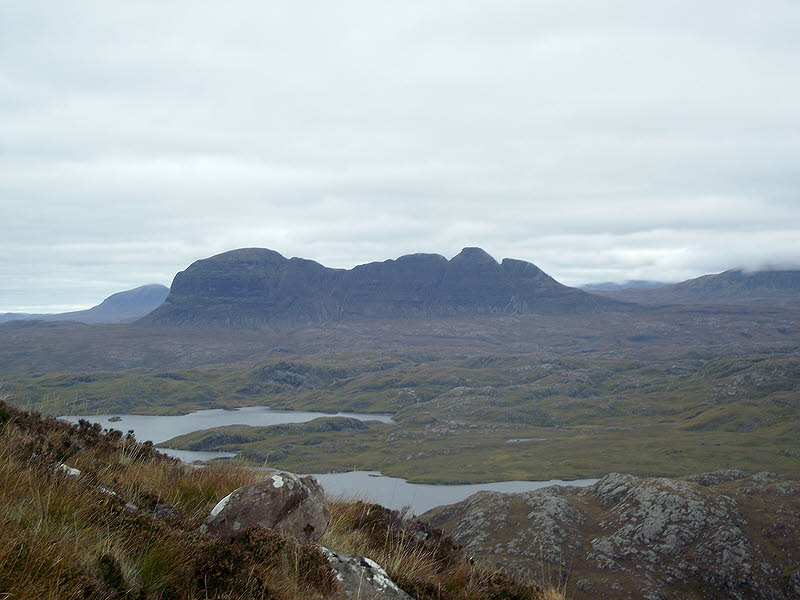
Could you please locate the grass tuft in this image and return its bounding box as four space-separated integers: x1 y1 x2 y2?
321 499 563 599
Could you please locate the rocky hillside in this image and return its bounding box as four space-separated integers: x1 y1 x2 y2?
0 399 550 600
140 247 616 328
0 284 169 324
591 269 800 308
422 471 800 600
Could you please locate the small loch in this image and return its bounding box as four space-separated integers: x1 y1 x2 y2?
308 470 598 515
60 406 393 463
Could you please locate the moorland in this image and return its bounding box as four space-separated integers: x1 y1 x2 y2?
2 248 799 484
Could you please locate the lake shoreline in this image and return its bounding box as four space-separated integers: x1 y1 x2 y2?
59 405 394 444
302 469 600 515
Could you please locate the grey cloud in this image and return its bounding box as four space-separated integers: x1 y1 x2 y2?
2 1 800 310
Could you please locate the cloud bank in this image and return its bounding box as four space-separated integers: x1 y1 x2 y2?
2 1 799 311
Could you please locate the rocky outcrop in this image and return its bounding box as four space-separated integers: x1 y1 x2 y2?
140 247 616 328
422 471 800 600
202 472 330 542
322 547 413 600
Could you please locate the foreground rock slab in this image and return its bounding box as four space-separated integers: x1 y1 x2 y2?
422 471 800 600
322 547 412 600
203 471 330 542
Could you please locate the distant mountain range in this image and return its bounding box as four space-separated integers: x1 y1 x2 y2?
6 254 799 331
140 247 615 329
0 284 169 324
589 268 800 308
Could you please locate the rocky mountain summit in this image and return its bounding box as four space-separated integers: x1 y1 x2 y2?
140 247 615 328
422 471 800 600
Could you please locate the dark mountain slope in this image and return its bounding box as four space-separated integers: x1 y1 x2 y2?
580 280 665 291
590 268 800 308
0 284 168 324
141 247 619 329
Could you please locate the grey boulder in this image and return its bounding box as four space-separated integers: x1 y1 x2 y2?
322 547 412 600
202 471 330 542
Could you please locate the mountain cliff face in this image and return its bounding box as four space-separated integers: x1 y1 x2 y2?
141 247 614 328
591 269 800 308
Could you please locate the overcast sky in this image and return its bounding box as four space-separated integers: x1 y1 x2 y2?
2 1 799 312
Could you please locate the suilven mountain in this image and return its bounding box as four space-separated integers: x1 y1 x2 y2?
141 247 617 328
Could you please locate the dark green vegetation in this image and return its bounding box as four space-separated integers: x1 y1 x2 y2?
0 399 550 599
161 353 800 482
4 346 799 483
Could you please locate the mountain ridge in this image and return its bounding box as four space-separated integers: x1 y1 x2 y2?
141 247 618 329
590 268 800 308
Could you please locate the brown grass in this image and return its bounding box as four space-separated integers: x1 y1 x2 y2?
0 398 564 599
320 499 564 600
0 399 338 599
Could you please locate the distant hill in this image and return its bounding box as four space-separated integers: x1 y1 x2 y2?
141 247 619 329
0 284 169 324
590 268 800 308
580 280 665 291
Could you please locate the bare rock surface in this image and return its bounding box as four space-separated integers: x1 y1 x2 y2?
203 471 330 542
422 471 800 600
321 547 413 600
